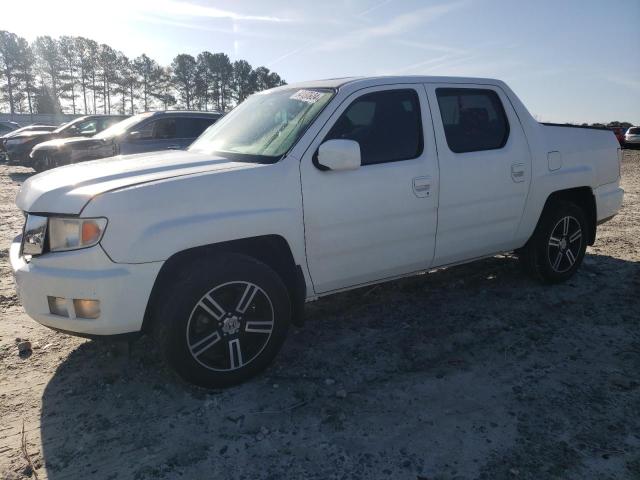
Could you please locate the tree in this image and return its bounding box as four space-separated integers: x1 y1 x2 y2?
133 54 161 111
252 66 272 92
0 28 287 114
124 60 140 114
195 51 215 111
0 30 22 115
171 54 197 109
75 37 97 114
232 59 255 103
210 53 233 112
34 83 61 114
34 36 63 101
97 44 118 113
15 37 38 115
268 71 285 88
58 36 79 114
113 53 138 114
253 66 286 92
151 67 176 110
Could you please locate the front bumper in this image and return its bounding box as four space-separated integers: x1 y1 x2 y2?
10 235 163 335
5 143 33 165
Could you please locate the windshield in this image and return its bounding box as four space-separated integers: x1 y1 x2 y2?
189 88 334 161
53 117 88 134
94 113 154 139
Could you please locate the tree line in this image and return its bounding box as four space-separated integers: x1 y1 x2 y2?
0 30 286 116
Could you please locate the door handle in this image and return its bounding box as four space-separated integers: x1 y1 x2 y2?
412 176 431 198
511 163 525 183
167 144 182 150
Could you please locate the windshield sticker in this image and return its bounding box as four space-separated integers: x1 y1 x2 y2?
290 89 324 103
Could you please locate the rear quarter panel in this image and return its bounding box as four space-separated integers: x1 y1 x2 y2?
514 122 620 244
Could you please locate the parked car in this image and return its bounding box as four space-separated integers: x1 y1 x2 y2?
609 126 627 146
1 125 57 161
624 126 640 148
0 120 21 136
2 124 57 138
30 111 221 171
10 76 623 388
5 115 127 169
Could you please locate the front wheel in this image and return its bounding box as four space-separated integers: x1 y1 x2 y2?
519 201 588 284
153 253 291 388
32 153 57 173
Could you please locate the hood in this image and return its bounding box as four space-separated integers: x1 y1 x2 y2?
6 131 54 141
16 150 258 214
32 136 104 151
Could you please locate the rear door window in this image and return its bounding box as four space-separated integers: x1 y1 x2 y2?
436 88 509 153
178 117 218 139
136 118 177 140
98 117 123 132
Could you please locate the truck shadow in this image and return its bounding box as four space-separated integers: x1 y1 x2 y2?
38 252 640 479
8 170 35 184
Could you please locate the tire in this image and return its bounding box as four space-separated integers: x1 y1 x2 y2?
33 153 56 173
518 201 588 284
153 253 291 388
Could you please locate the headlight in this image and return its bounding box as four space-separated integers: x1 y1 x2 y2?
22 214 48 255
21 215 107 256
48 217 107 252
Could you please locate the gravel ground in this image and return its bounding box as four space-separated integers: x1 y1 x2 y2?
1 151 639 480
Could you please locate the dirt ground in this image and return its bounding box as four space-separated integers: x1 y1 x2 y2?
0 151 638 480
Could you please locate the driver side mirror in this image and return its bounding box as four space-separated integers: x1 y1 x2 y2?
315 139 361 171
128 131 142 141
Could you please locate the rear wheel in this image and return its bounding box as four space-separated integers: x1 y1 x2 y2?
519 201 588 284
153 253 291 388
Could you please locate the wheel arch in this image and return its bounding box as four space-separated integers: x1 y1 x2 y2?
540 186 597 245
142 234 307 333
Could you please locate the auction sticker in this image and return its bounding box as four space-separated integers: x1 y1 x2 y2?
290 89 324 103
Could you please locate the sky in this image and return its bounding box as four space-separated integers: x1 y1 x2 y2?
1 0 639 124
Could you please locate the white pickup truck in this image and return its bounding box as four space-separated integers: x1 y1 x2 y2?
10 76 624 387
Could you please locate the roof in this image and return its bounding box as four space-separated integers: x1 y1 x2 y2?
147 110 222 117
82 114 128 119
273 75 504 91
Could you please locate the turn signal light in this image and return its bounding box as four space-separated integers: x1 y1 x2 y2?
82 221 102 245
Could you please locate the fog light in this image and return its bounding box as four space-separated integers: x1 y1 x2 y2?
48 296 69 317
73 299 100 319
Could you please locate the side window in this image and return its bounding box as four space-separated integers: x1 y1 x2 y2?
178 117 217 139
99 117 122 132
435 88 509 153
77 120 98 135
135 118 177 140
325 89 423 166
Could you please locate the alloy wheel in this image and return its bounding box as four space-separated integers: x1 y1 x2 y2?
185 281 274 371
547 215 582 273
